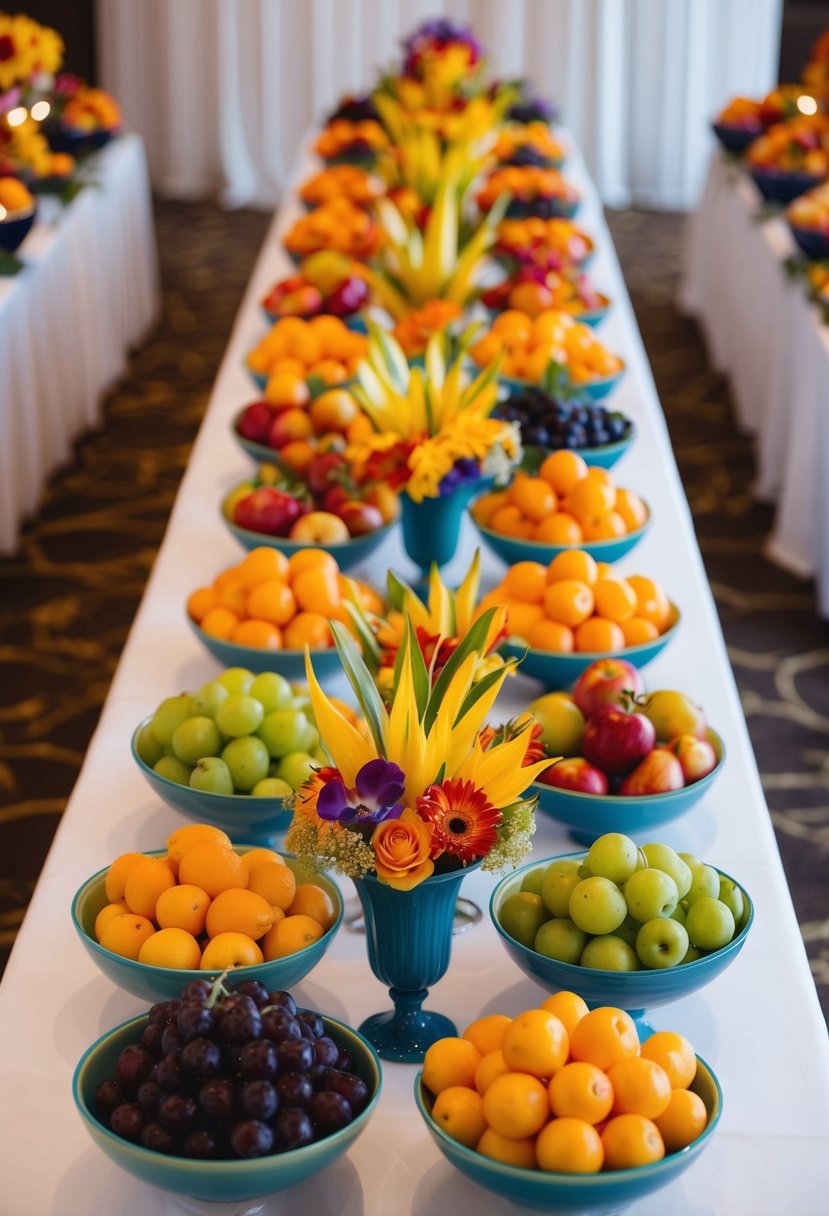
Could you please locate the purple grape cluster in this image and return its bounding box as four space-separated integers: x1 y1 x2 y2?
95 979 370 1160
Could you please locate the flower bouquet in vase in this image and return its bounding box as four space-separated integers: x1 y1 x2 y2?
286 615 548 1062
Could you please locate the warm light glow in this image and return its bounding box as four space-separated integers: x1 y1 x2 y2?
797 95 818 116
30 100 51 122
6 106 28 128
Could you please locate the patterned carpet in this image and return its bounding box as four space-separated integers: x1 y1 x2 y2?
1 199 826 1022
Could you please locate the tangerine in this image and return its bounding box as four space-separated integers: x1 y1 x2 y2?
640 1031 696 1089
620 617 659 646
123 858 177 920
476 1128 536 1168
187 587 217 623
482 1071 550 1138
239 848 283 873
502 561 548 604
138 927 201 970
463 1014 513 1057
99 913 156 960
653 1088 707 1151
615 489 648 531
608 1057 672 1119
94 901 129 940
626 576 670 631
569 1007 639 1071
205 888 275 940
539 991 590 1038
474 1049 511 1096
548 1061 614 1123
287 549 339 580
105 852 147 903
546 550 598 586
574 617 625 652
533 513 583 545
239 547 290 591
503 601 545 639
536 1117 604 1174
178 842 249 898
261 914 324 959
200 606 240 640
600 1114 665 1169
200 931 263 970
247 862 296 911
288 883 337 929
510 472 557 522
216 580 248 617
525 619 575 652
431 1086 487 1148
543 579 594 627
246 579 296 625
539 450 588 496
593 577 637 623
490 504 535 539
501 1009 569 1078
231 620 283 649
566 477 616 523
167 824 231 867
282 612 333 649
156 884 211 937
422 1038 482 1096
581 512 627 542
292 567 341 615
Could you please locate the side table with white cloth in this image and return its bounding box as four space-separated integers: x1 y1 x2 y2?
0 133 160 555
682 152 829 616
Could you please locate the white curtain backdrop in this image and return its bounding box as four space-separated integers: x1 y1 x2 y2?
97 0 782 210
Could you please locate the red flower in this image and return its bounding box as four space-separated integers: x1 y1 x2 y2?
416 778 501 864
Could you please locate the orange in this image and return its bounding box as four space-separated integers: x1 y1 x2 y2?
626 576 670 631
653 1088 707 1151
546 550 598 586
620 617 659 646
566 477 616 523
581 512 627 542
539 991 589 1038
501 1009 569 1078
261 914 324 959
94 901 129 940
167 824 231 867
123 857 177 920
280 440 316 475
187 587 218 623
593 577 637 623
482 1072 549 1139
200 931 263 970
472 490 510 525
288 883 337 930
156 884 211 936
213 565 243 593
548 1061 614 1123
615 489 648 531
510 472 556 522
216 579 247 617
205 888 274 940
138 927 202 970
431 1086 487 1148
493 309 533 341
309 389 357 432
232 620 283 649
463 1014 513 1057
490 504 535 539
287 549 339 580
533 513 583 545
474 1050 511 1096
247 862 296 911
105 852 147 902
200 606 240 640
292 567 341 615
422 1038 482 1096
526 619 575 652
503 601 544 639
178 842 249 897
640 1031 697 1089
536 1117 604 1174
569 1007 639 1071
246 579 297 625
502 561 548 604
600 1114 665 1169
543 579 594 628
263 371 311 408
607 1057 672 1119
282 612 333 649
99 913 156 960
539 450 589 496
239 546 290 590
574 617 625 652
476 1128 536 1168
239 847 283 874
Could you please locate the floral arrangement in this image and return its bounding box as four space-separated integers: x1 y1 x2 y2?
348 323 521 502
0 113 73 180
746 113 829 176
59 85 121 133
285 615 548 890
0 12 63 94
391 298 462 357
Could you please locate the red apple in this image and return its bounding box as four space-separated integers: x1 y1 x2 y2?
669 734 718 784
572 659 643 717
582 704 656 776
537 757 609 795
278 284 324 317
322 485 350 514
267 407 314 450
618 749 684 796
308 451 347 497
325 275 369 316
339 500 384 537
289 511 349 544
233 487 305 537
236 401 275 444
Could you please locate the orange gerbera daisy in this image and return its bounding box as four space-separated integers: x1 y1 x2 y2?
416 778 501 865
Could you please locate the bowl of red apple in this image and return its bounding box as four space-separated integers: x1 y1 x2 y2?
261 251 371 328
527 659 725 845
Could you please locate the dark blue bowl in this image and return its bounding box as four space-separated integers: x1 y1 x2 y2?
222 510 395 571
469 499 651 567
45 121 115 155
74 1010 380 1203
788 223 829 259
710 121 761 153
416 1052 722 1212
504 197 580 220
187 615 343 681
0 203 36 252
533 729 725 845
749 167 825 204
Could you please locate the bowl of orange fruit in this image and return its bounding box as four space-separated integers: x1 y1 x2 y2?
298 163 384 209
0 177 37 252
244 315 368 394
71 826 343 1002
478 551 679 689
313 118 389 166
496 217 596 272
186 546 383 680
283 198 382 265
477 166 581 220
415 994 722 1212
470 457 650 567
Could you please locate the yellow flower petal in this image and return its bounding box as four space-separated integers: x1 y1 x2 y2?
304 650 374 786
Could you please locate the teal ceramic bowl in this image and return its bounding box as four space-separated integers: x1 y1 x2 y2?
516 420 636 473
71 849 343 1003
500 605 680 690
415 1052 721 1212
501 364 625 402
130 717 292 846
246 364 269 393
579 297 612 327
74 1010 381 1203
469 500 650 568
187 616 342 681
490 853 753 1020
221 509 395 571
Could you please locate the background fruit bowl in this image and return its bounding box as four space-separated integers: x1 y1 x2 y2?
221 510 394 571
415 1054 722 1213
187 616 344 681
0 202 37 253
470 500 651 568
788 223 829 260
710 121 760 154
532 729 725 845
490 855 753 1022
748 167 826 204
502 365 626 402
72 851 343 1003
74 1009 381 1203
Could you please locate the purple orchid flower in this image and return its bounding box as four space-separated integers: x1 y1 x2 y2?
439 457 482 497
317 758 405 827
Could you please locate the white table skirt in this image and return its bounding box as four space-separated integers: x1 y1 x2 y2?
0 134 160 554
0 134 827 1215
682 153 829 615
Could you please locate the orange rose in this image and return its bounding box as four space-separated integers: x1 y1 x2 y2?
372 808 434 891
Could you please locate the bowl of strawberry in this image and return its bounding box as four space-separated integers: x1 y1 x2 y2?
221 456 398 570
528 660 725 844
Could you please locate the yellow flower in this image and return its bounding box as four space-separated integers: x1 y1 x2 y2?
0 14 37 90
371 808 434 890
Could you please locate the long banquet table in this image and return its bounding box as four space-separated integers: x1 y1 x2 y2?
682 152 829 617
0 133 159 554
0 134 827 1216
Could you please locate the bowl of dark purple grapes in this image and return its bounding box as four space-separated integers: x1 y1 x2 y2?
72 976 382 1204
495 385 635 469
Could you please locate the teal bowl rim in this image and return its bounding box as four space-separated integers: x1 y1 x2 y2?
231 410 285 464
415 1050 722 1187
514 417 636 467
242 359 358 397
73 1009 382 1185
489 851 754 981
70 847 344 984
469 494 651 559
220 502 395 556
187 613 339 666
531 727 726 809
494 232 597 269
500 601 681 664
498 362 627 397
130 715 293 813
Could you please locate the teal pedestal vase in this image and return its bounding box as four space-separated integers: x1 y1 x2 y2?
400 484 480 584
354 865 480 1063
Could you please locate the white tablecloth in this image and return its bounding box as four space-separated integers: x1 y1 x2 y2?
0 135 827 1215
682 153 829 616
0 134 160 554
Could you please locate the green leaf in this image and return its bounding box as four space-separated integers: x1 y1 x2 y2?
402 616 430 719
424 608 501 732
386 569 411 613
342 600 382 673
329 621 388 755
367 322 410 394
